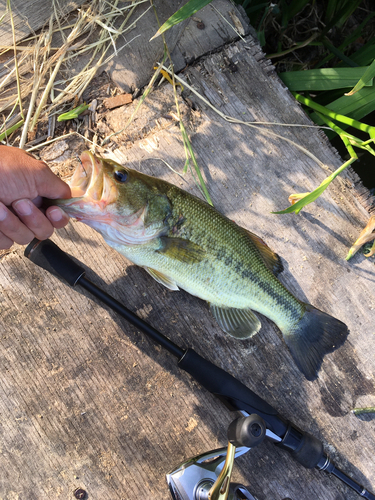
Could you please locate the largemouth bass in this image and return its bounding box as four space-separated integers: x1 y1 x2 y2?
55 151 348 380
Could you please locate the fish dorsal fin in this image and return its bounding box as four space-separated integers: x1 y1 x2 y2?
157 236 206 264
144 267 179 291
210 304 261 339
243 229 283 276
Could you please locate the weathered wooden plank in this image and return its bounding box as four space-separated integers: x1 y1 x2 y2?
104 0 252 93
0 0 85 46
1 29 375 500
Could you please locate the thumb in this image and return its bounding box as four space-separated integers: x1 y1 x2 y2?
35 165 71 200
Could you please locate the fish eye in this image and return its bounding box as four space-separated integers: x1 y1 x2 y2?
114 170 128 183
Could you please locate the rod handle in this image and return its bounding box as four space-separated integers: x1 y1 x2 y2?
178 348 287 437
24 238 85 286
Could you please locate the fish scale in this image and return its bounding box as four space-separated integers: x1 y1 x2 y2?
55 151 349 380
164 186 302 326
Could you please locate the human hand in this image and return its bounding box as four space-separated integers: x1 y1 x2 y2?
0 145 71 250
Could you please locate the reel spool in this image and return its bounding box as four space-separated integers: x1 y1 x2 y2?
167 414 266 500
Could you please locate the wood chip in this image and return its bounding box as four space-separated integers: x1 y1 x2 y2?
103 93 132 110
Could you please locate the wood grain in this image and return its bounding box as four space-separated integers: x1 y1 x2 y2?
0 14 375 500
0 0 85 46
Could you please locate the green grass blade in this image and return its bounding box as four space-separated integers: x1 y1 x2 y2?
272 157 356 215
57 103 89 122
315 111 358 158
309 86 375 126
245 2 268 14
333 0 362 27
294 92 375 135
322 38 358 67
317 12 375 68
324 0 337 24
322 0 362 32
280 67 373 92
280 0 309 27
349 38 375 66
353 407 375 416
345 59 375 96
150 0 213 40
0 119 24 141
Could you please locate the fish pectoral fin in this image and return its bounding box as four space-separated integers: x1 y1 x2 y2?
243 228 283 276
210 304 261 339
157 236 206 264
144 267 179 291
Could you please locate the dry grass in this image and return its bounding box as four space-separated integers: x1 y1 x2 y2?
0 0 148 149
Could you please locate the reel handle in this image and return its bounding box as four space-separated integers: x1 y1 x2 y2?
207 415 267 500
227 414 267 448
208 442 236 500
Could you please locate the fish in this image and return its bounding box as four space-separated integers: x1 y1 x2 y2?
55 151 349 380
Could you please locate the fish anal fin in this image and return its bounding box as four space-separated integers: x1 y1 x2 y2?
210 304 261 339
144 267 179 291
243 228 283 276
158 236 206 264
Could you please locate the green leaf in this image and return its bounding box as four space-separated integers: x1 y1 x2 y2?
280 0 309 27
150 0 213 40
317 12 375 69
57 103 89 122
353 407 375 421
246 2 268 14
257 29 266 47
322 0 362 32
280 67 373 92
272 158 356 215
350 37 375 67
294 92 375 135
0 119 24 141
321 38 358 67
310 86 375 125
345 59 375 96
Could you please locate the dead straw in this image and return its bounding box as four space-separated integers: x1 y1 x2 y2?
7 0 24 121
158 64 325 168
1 0 147 147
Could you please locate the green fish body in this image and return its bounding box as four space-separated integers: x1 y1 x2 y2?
56 152 348 380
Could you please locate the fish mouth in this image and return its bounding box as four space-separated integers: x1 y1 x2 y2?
60 151 118 215
70 151 104 199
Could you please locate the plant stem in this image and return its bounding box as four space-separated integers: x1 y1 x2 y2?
294 93 375 135
0 120 24 142
353 407 375 415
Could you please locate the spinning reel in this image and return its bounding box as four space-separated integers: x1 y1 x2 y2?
167 413 268 500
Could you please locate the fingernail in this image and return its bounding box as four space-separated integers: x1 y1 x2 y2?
48 207 63 222
13 199 33 216
0 203 7 221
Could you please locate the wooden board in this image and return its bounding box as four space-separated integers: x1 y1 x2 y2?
103 0 252 94
1 17 375 500
0 0 85 46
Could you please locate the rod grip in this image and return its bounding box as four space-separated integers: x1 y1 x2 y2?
24 238 85 286
277 424 324 468
178 348 287 437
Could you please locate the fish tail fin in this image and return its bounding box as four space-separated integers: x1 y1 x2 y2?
283 304 348 381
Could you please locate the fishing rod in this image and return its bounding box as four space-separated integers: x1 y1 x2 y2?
25 238 375 500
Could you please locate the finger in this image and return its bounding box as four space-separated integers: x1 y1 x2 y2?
31 196 43 208
0 202 35 245
46 206 70 229
0 230 14 250
12 199 54 241
35 165 72 200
